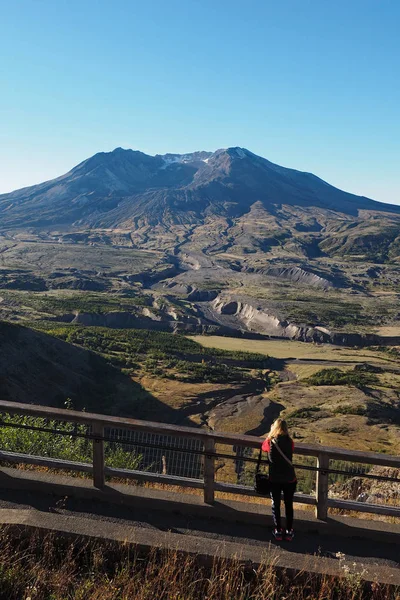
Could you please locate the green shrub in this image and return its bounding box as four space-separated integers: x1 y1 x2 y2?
29 324 274 385
333 405 367 416
0 412 141 471
328 426 352 434
286 406 321 420
306 368 379 388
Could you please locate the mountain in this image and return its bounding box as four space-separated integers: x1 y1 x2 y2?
1 146 400 341
1 146 399 230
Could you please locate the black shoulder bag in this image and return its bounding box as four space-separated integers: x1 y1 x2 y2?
254 447 271 496
254 438 294 495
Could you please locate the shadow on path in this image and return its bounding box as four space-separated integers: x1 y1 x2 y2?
0 486 397 568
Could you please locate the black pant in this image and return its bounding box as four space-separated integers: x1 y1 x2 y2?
270 481 297 531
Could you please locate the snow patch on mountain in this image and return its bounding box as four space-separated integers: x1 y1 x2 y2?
160 151 213 169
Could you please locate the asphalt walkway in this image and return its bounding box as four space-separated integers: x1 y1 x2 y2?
0 467 398 585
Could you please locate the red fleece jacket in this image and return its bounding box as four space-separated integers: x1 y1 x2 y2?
262 438 294 453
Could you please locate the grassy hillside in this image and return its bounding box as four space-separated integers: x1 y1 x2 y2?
2 322 399 453
0 321 155 417
0 322 275 424
31 323 275 382
0 290 151 321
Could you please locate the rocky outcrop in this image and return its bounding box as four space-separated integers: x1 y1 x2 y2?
49 295 400 347
254 266 333 289
187 287 219 302
212 296 310 339
65 310 208 333
330 466 400 506
164 281 219 302
126 264 179 284
206 392 268 430
210 295 389 346
163 282 192 295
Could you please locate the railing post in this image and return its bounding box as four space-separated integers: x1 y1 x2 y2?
92 423 105 489
316 453 329 520
203 438 215 504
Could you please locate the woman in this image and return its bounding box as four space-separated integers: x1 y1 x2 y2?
261 418 296 541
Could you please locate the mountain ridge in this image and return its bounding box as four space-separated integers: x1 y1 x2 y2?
1 146 399 231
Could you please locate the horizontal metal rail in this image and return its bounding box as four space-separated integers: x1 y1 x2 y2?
0 450 314 503
0 399 399 520
0 421 398 483
1 399 400 467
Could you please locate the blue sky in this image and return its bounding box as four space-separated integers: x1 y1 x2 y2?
1 0 399 203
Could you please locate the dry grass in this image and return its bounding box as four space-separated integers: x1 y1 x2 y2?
0 528 397 600
268 382 400 454
377 372 400 388
192 335 397 365
287 364 352 380
375 326 400 336
134 375 238 421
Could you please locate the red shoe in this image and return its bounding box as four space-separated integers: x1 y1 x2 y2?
285 529 294 542
272 528 283 541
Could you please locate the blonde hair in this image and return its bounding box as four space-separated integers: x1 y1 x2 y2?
267 418 289 440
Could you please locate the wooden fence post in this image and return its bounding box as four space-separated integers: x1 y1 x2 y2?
203 438 216 504
92 422 105 489
316 453 329 520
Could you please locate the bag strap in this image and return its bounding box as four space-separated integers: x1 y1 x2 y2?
256 448 263 473
256 446 271 473
271 437 293 467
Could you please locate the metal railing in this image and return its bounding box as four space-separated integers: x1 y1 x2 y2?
0 399 399 520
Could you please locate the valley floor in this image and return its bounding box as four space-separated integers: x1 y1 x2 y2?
192 335 398 364
192 335 400 454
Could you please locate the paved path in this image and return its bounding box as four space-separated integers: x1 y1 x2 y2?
0 467 399 587
0 467 399 584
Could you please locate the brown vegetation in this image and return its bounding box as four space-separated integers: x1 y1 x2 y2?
0 528 397 600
